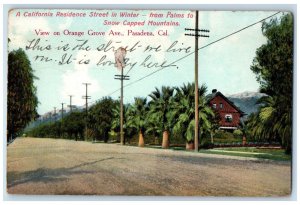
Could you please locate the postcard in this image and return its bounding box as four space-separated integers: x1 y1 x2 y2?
6 8 293 197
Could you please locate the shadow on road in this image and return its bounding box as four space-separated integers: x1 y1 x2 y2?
7 157 122 189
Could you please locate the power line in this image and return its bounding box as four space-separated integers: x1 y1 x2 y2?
105 12 281 97
43 12 281 115
124 64 134 76
171 11 281 66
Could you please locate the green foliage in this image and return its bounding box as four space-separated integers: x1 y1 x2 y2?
126 97 148 131
201 141 214 149
233 129 243 137
27 112 85 140
27 98 115 141
200 147 291 161
28 82 220 148
172 83 215 143
126 97 149 143
88 97 118 142
27 121 61 138
111 103 136 143
248 13 293 154
7 48 38 141
251 14 293 97
63 111 85 141
213 130 241 143
147 86 175 135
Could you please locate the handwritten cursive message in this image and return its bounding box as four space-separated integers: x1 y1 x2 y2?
16 10 195 70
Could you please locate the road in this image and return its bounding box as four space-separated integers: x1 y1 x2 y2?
7 137 291 196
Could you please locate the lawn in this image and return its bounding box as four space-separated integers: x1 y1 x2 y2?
130 142 291 161
94 141 291 161
198 147 291 161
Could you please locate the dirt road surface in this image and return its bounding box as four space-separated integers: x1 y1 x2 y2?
7 137 291 196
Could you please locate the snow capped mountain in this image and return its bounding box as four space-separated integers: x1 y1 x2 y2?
227 91 266 118
227 91 266 99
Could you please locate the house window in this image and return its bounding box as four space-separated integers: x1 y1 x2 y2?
225 114 233 122
212 103 217 109
220 103 223 109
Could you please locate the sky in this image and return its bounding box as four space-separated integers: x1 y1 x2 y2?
8 9 281 115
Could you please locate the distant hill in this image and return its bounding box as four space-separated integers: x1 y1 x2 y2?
227 91 266 118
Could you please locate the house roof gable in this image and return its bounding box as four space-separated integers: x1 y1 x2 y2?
207 91 246 116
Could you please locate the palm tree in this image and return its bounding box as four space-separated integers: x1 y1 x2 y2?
148 86 175 149
173 83 194 149
247 96 278 142
126 97 148 147
111 103 131 143
173 83 215 150
247 95 291 153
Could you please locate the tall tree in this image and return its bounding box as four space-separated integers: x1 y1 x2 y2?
63 112 85 141
249 13 293 153
173 83 215 150
126 97 149 147
7 48 38 142
148 86 175 148
111 103 133 143
88 97 117 142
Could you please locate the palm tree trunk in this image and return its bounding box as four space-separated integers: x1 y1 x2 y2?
138 129 144 147
186 141 194 150
162 130 169 149
242 135 246 146
210 132 214 144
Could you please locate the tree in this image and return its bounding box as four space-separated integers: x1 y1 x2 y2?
88 97 117 142
148 86 175 148
111 103 136 143
249 13 293 154
63 112 85 141
126 97 149 147
173 83 215 150
7 48 38 142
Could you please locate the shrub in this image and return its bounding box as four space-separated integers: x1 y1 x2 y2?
233 129 243 137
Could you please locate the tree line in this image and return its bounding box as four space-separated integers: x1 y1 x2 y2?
26 83 217 150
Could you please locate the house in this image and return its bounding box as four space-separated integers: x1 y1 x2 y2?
207 89 246 131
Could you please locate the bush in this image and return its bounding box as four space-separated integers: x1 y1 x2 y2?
201 141 214 149
213 130 241 143
170 133 186 145
233 129 243 137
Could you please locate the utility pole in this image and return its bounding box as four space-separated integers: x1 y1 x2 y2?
82 83 91 139
185 10 210 152
61 103 65 120
68 95 73 112
114 73 130 145
114 47 128 145
194 11 199 152
53 107 56 121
